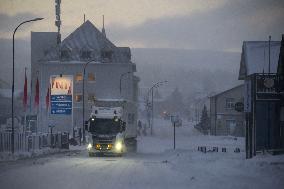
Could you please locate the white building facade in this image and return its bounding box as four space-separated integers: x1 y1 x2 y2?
31 20 139 133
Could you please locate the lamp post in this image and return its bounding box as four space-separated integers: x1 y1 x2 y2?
119 71 131 96
147 80 168 135
82 59 95 144
11 18 43 154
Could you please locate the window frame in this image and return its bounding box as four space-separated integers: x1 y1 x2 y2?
225 98 235 110
75 94 83 103
87 73 95 82
75 73 83 82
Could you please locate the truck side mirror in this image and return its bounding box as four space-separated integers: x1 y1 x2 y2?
84 121 89 131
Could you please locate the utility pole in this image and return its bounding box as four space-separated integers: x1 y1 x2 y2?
151 87 154 135
82 60 95 145
147 80 168 135
174 121 176 150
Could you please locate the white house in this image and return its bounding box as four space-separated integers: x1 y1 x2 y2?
30 20 139 133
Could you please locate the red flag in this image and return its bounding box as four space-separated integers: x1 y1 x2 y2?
23 69 28 111
34 77 39 107
45 86 50 111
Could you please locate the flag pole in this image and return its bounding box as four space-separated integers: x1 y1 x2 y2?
35 71 39 133
24 67 27 134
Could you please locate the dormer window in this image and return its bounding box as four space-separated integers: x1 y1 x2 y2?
101 50 113 61
80 50 92 60
60 46 72 61
61 50 70 59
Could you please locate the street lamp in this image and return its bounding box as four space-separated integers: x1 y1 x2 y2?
119 71 131 96
82 59 95 144
11 17 43 154
147 80 168 135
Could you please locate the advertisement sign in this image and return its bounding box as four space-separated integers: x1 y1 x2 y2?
50 75 72 115
255 74 280 101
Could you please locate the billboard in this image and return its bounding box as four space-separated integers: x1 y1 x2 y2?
50 75 72 115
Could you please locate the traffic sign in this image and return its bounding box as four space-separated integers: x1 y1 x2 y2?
51 95 72 102
51 101 72 109
51 109 72 115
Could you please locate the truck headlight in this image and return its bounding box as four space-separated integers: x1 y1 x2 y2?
87 143 92 150
115 141 122 151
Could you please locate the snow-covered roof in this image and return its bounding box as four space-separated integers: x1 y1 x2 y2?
210 84 244 98
42 20 131 63
238 41 281 80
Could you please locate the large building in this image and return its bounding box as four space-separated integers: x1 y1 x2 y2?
30 20 139 133
210 85 244 137
238 39 284 158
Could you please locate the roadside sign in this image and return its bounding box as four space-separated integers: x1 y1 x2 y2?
50 75 72 115
51 109 72 115
51 102 72 109
51 95 72 102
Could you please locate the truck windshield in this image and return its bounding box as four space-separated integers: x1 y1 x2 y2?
90 119 121 134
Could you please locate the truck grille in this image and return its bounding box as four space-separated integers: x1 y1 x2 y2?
93 136 115 151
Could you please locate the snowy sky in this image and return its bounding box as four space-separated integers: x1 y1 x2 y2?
0 0 283 52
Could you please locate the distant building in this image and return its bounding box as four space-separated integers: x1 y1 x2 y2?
238 40 284 158
30 20 139 133
210 85 244 137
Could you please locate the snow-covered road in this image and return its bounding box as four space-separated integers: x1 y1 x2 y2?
0 119 283 189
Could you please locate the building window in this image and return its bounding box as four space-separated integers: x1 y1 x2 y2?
61 50 69 59
88 73 95 82
75 73 83 82
101 50 113 61
88 94 96 102
75 94 82 102
225 98 235 109
80 50 92 60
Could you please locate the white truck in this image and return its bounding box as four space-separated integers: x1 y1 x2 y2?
85 100 137 156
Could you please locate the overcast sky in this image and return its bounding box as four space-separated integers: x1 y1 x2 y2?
0 0 283 52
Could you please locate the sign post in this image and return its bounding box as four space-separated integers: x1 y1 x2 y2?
171 115 178 150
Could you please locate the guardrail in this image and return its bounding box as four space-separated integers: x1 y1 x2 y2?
0 132 69 153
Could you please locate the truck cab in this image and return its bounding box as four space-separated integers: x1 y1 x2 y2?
86 105 134 156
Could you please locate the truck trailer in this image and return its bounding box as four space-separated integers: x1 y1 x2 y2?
85 100 137 156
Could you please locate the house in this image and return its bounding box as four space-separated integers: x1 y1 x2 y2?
238 39 284 158
30 20 139 133
209 85 244 136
